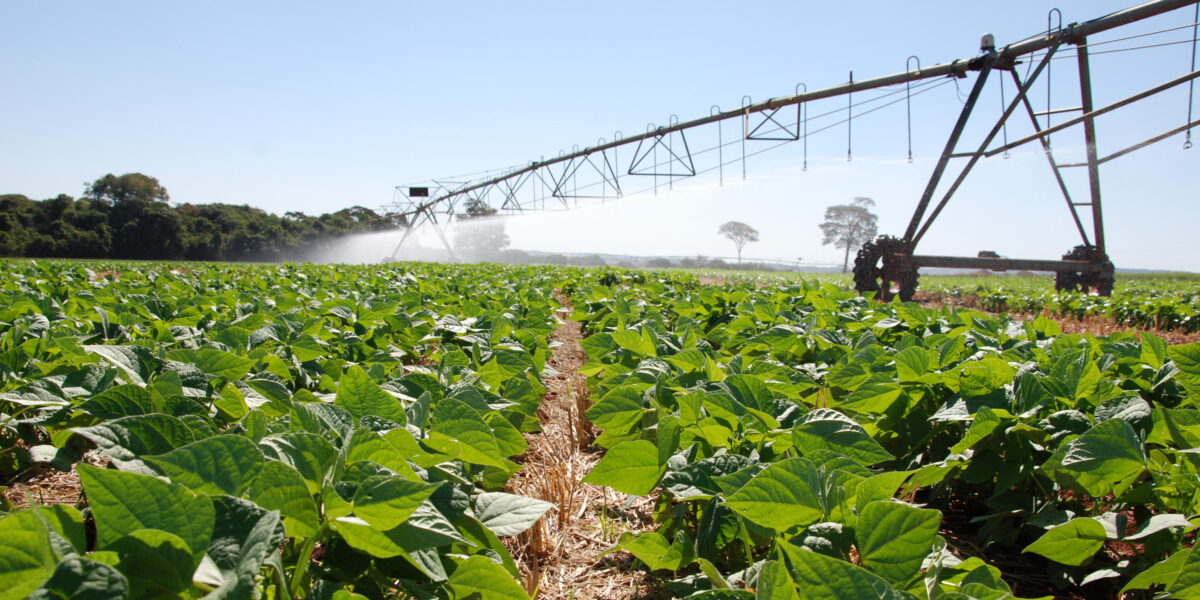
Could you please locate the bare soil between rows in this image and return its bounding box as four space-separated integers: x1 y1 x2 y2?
503 291 663 600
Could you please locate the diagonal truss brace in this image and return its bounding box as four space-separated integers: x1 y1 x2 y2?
745 104 801 141
551 150 623 199
627 129 696 177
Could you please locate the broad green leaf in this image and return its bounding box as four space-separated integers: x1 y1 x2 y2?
838 381 904 414
291 401 355 442
166 348 257 380
352 476 442 530
258 432 338 494
893 346 932 382
76 384 153 419
956 356 1015 398
582 440 664 496
780 544 906 600
485 412 529 457
246 461 321 538
107 528 194 597
34 504 87 556
426 397 508 468
473 492 555 537
335 365 407 425
84 345 151 385
344 427 422 479
1140 332 1169 368
0 510 57 600
447 555 531 600
331 504 469 558
792 409 891 466
389 503 471 550
1125 513 1194 540
1094 396 1152 428
725 458 824 532
1169 542 1200 598
665 349 710 373
1170 343 1200 399
722 375 773 412
855 500 940 584
1044 418 1146 497
756 558 801 600
78 464 214 567
203 503 284 599
662 454 753 501
1149 408 1200 448
1023 518 1107 566
851 471 911 514
584 385 646 446
207 496 286 574
1123 547 1190 593
611 328 656 357
328 518 408 558
950 407 1003 454
613 531 686 571
71 413 195 472
1049 349 1101 402
695 498 739 562
579 332 616 359
146 434 265 496
25 556 128 600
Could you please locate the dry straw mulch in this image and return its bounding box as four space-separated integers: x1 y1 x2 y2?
502 293 665 600
1 450 105 510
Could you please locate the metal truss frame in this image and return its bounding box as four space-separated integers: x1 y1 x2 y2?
388 0 1199 276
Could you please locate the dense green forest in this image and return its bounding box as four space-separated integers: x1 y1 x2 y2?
0 173 404 262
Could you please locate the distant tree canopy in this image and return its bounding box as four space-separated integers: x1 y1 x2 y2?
820 196 879 273
454 198 510 260
0 173 405 262
458 198 499 219
718 221 759 264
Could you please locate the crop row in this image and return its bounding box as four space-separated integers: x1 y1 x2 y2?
571 275 1200 598
0 260 571 599
920 278 1200 333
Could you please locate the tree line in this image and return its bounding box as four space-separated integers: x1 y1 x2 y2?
0 173 405 262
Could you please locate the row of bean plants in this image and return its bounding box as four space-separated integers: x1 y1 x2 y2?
572 275 1200 598
0 260 573 599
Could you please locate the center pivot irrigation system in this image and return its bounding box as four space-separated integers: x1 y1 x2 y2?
390 0 1200 299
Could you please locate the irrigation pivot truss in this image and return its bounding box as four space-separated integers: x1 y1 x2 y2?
390 0 1200 298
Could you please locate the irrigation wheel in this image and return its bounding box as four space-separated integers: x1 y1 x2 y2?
1054 244 1115 296
853 235 919 302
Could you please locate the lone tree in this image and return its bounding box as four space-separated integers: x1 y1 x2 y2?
454 198 510 259
718 221 759 264
820 197 879 273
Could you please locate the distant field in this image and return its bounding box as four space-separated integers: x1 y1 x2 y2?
666 268 1200 333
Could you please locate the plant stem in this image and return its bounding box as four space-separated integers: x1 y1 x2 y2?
289 523 328 598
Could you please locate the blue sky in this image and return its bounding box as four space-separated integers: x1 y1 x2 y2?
2 1 1198 270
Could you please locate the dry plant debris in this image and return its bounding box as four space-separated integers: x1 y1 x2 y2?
503 293 662 600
